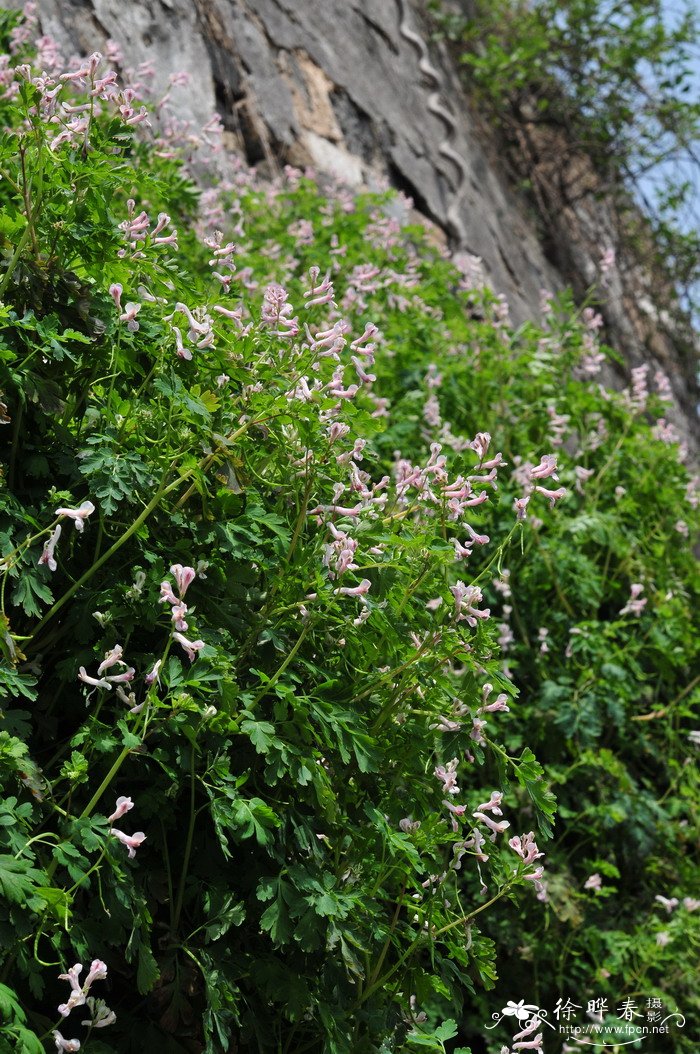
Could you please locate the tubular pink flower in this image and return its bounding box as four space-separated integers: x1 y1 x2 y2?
514 495 530 521
470 432 491 460
620 582 647 617
97 644 123 676
172 632 205 662
110 828 146 858
78 667 112 690
452 538 473 560
170 601 189 631
476 791 503 815
351 322 379 348
534 485 566 507
108 283 122 309
334 578 371 597
473 811 511 839
170 564 195 597
450 581 490 626
160 581 179 606
463 827 489 862
54 1032 81 1052
145 659 162 685
481 695 510 713
442 800 468 817
84 960 108 988
108 797 134 823
464 524 490 546
58 963 82 993
106 668 135 684
55 500 95 532
529 454 559 480
39 524 62 572
119 302 141 332
434 759 460 795
57 964 85 1016
509 832 544 864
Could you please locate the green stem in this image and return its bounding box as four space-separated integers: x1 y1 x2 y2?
356 883 514 1008
28 467 184 646
172 745 197 934
247 624 310 711
0 218 33 298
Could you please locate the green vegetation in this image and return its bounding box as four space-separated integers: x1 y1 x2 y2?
0 5 698 1053
432 0 700 313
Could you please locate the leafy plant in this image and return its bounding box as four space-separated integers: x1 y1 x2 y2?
0 6 697 1054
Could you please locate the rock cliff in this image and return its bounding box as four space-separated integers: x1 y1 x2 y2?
33 0 700 446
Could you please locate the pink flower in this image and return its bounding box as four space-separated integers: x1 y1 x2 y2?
145 659 162 685
481 694 509 713
476 791 503 815
54 1032 81 1052
160 581 179 606
57 964 84 1016
464 524 489 546
463 827 489 862
509 832 544 865
431 715 462 732
78 667 112 690
434 758 460 795
514 495 530 521
470 432 491 460
443 800 468 817
334 578 372 597
170 601 189 632
655 931 670 947
172 631 205 662
450 581 490 626
620 582 647 617
170 563 195 596
473 811 511 840
654 894 679 913
108 667 134 684
108 796 134 823
55 500 95 532
575 465 594 492
97 644 124 676
599 247 615 274
584 873 602 891
529 454 558 481
39 524 62 571
119 302 141 332
84 960 108 987
108 283 122 309
110 828 146 858
533 485 567 508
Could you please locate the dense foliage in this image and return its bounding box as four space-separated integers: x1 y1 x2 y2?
0 6 698 1054
432 0 700 315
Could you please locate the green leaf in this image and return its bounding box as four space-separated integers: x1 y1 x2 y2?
0 855 45 905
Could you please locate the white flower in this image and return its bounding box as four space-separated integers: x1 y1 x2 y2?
55 500 95 532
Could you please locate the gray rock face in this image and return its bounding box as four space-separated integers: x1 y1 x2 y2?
34 0 700 445
36 0 562 321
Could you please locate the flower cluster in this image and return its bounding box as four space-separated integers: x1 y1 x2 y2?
108 795 146 859
39 502 95 572
78 644 134 692
160 564 205 661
